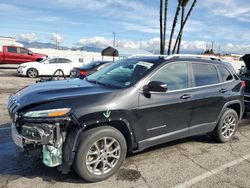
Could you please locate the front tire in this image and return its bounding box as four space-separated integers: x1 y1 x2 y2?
213 108 238 143
74 126 127 182
27 68 38 78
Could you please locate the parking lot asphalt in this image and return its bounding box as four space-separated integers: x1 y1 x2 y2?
1 68 250 188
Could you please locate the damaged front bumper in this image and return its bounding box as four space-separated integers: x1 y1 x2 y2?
11 116 70 168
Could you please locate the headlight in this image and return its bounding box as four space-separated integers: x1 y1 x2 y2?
19 66 27 69
23 108 71 118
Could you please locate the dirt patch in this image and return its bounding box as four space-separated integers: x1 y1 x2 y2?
116 168 141 182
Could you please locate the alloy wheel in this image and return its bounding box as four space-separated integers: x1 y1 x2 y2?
221 114 236 138
27 69 38 78
85 137 121 176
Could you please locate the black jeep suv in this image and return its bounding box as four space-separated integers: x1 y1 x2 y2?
8 55 244 182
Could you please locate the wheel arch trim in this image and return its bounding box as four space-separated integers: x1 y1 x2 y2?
217 100 243 123
60 117 137 174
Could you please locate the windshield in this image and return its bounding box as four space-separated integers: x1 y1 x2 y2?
39 57 50 63
82 61 109 69
86 59 157 88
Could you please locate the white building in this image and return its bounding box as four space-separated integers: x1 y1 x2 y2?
0 36 23 50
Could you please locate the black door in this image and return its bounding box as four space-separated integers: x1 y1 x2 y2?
188 63 227 136
137 62 194 148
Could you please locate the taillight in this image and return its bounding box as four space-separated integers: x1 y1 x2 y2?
242 80 246 89
79 70 88 77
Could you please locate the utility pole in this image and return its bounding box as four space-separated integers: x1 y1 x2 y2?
113 32 116 47
218 45 221 57
211 41 214 51
56 31 58 50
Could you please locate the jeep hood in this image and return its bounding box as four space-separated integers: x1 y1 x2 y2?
11 79 113 110
242 54 250 70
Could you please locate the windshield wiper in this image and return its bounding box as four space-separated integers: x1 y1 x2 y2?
85 77 96 84
96 80 111 87
86 77 119 88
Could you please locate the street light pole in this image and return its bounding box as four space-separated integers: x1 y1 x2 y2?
113 32 116 47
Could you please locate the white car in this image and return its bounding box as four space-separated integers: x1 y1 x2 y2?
17 57 83 78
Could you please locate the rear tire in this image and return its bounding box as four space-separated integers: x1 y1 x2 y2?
74 126 127 182
27 68 38 78
213 108 238 143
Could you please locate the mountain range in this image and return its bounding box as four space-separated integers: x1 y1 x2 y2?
18 41 103 52
17 41 203 54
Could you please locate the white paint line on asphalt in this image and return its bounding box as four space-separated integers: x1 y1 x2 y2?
175 153 250 188
0 127 11 131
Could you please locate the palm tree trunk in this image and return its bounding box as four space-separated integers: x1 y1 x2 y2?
177 6 185 54
163 0 168 55
172 0 197 54
160 0 164 55
167 1 181 55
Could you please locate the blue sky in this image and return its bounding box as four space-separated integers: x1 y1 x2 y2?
1 0 250 53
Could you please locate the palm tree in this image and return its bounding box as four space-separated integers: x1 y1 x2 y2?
167 0 181 55
160 0 168 55
160 0 164 55
177 0 190 54
163 0 168 54
172 0 197 54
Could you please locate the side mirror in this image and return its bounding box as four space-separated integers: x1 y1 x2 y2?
144 81 168 92
28 51 33 55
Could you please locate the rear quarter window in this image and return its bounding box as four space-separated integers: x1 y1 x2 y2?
217 65 233 82
192 63 219 87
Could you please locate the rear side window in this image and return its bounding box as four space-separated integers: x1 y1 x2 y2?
217 65 233 82
7 47 17 53
58 58 72 63
192 63 219 87
150 62 188 91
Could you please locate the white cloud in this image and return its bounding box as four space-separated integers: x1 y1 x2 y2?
201 0 250 22
76 36 160 50
17 33 38 42
76 36 250 54
40 0 158 34
77 37 112 48
51 33 63 43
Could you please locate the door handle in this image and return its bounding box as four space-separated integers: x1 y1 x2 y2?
219 89 227 93
180 94 192 99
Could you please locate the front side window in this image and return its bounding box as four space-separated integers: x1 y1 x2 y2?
192 63 219 87
49 59 58 64
217 65 233 82
150 62 188 91
7 47 17 53
87 59 157 88
20 48 29 54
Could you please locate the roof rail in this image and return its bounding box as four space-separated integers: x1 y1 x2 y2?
128 54 169 58
166 54 222 61
128 54 222 61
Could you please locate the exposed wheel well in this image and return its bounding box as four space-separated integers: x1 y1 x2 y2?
227 103 241 118
85 121 134 152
